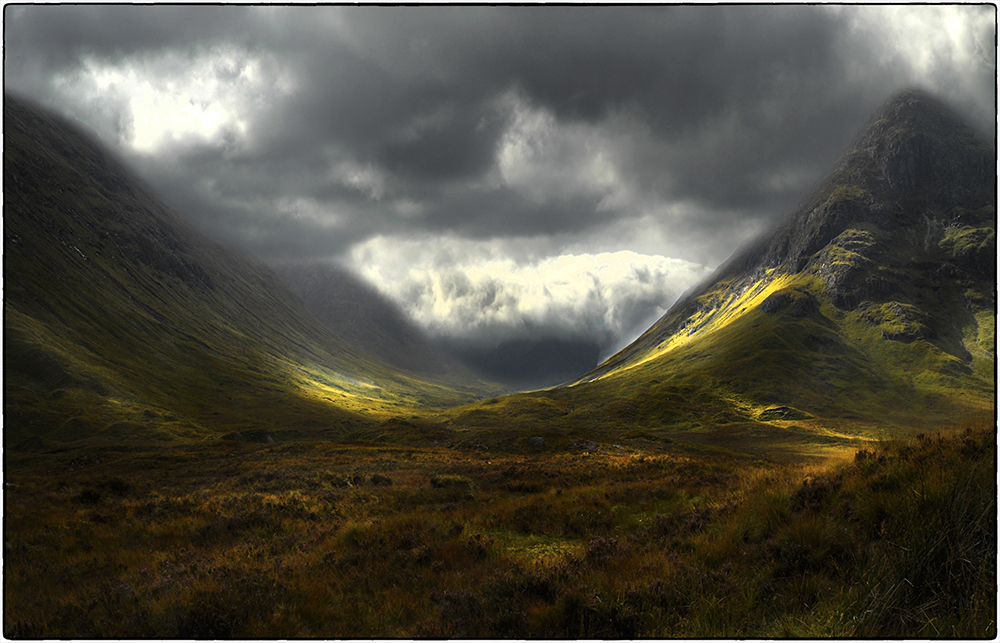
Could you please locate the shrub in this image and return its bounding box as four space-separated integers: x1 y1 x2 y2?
74 488 102 504
585 537 626 566
430 474 472 489
789 475 841 513
848 427 996 638
98 477 133 496
370 473 392 486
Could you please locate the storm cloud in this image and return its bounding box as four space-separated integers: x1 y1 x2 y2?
5 5 994 376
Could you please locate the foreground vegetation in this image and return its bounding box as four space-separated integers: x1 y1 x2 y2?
4 416 994 638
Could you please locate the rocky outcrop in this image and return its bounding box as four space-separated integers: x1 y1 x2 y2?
858 301 935 342
854 90 994 209
758 291 818 317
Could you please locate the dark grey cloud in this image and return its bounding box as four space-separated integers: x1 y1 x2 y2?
422 190 608 239
9 5 992 259
5 4 994 359
4 5 252 84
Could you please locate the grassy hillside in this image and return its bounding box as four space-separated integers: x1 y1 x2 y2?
3 95 501 448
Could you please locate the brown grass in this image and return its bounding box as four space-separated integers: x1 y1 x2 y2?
4 417 994 638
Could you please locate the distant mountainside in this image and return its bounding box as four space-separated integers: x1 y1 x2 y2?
270 261 461 377
3 95 499 448
5 89 993 454
559 89 995 435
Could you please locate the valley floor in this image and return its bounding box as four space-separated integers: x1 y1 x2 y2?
3 417 995 638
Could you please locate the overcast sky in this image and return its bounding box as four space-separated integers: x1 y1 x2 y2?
5 4 995 368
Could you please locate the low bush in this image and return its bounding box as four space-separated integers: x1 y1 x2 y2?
429 474 472 489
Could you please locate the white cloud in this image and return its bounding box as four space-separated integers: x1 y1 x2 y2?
855 6 988 78
49 45 290 153
346 235 712 353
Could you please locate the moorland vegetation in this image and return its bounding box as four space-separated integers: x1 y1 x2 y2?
4 418 994 638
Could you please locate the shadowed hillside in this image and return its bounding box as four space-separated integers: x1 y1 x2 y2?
271 262 599 390
271 261 463 377
443 336 601 389
3 94 501 448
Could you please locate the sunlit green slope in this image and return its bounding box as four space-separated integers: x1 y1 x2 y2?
3 94 501 448
566 89 995 437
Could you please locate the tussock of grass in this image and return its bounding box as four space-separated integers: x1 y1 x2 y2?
846 419 996 638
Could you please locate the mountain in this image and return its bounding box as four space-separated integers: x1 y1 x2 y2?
5 89 992 455
3 94 499 448
564 89 995 436
269 261 463 377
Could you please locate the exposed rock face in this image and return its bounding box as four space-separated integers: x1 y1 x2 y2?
855 91 995 206
757 406 811 422
758 291 818 317
940 225 996 282
714 89 994 286
810 229 899 310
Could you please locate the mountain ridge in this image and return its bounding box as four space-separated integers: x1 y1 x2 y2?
4 88 993 453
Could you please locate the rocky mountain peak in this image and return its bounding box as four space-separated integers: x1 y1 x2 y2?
868 88 971 136
845 88 994 206
703 89 994 284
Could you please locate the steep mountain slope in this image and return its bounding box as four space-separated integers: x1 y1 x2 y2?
3 95 499 448
567 89 995 435
270 261 464 377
